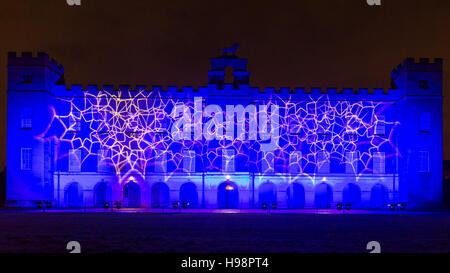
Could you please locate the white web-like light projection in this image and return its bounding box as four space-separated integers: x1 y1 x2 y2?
39 90 400 181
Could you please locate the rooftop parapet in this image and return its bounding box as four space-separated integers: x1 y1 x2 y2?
311 88 321 95
86 85 99 92
326 88 338 95
167 86 179 92
135 85 147 91
8 52 64 75
391 57 443 79
342 88 354 95
102 85 114 92
59 83 400 100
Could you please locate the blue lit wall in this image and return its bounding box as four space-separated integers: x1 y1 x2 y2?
6 52 443 209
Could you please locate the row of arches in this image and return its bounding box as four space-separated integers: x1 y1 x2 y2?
65 181 200 208
268 182 387 209
64 181 388 209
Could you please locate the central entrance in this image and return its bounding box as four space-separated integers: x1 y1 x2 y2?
218 181 239 208
123 181 141 208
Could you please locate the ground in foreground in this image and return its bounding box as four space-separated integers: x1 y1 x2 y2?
0 212 449 253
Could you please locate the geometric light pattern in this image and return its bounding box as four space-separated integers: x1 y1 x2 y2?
38 89 400 181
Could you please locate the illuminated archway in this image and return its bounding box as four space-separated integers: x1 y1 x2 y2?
314 182 333 209
65 182 83 208
217 181 239 208
151 182 170 208
94 181 112 207
180 182 198 207
124 181 141 208
287 182 305 208
258 182 277 205
342 183 361 206
371 184 387 209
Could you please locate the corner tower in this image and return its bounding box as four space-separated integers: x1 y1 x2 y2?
6 52 64 203
391 58 443 207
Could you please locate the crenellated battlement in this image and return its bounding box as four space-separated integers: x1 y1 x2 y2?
257 87 394 96
10 52 435 101
391 57 443 79
63 84 195 93
57 83 399 101
8 52 64 75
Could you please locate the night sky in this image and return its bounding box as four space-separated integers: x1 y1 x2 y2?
0 0 449 169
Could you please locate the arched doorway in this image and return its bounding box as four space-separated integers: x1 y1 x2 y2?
123 182 141 208
65 182 83 208
314 183 333 208
258 182 277 205
218 181 239 208
287 182 305 208
151 182 170 208
371 184 387 209
180 182 198 207
342 183 361 206
94 182 112 207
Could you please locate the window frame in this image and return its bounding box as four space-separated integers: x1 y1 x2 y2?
183 150 196 173
418 151 430 173
289 151 302 174
21 148 32 171
68 149 82 172
418 79 430 89
222 149 236 172
373 152 385 174
20 72 33 84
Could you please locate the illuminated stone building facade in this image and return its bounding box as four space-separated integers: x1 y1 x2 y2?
6 51 443 209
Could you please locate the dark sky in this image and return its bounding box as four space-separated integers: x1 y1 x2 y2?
0 0 449 169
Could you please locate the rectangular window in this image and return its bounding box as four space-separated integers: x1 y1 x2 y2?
375 115 385 135
222 149 235 172
317 151 330 173
20 108 32 129
183 150 196 172
21 72 32 84
97 149 111 173
126 112 139 132
69 115 81 132
289 151 302 174
155 150 167 173
288 115 302 135
69 149 81 172
127 149 144 172
419 112 431 132
317 115 330 135
262 151 274 173
373 152 385 174
418 151 430 173
155 112 168 134
345 151 359 174
419 80 430 89
345 114 358 135
21 148 32 170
